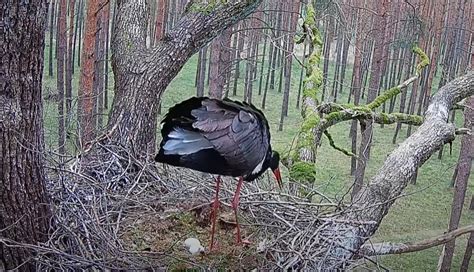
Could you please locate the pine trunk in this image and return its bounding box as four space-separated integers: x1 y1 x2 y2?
196 46 208 97
49 0 56 77
438 73 474 272
353 0 388 198
103 1 111 109
95 4 106 129
321 17 334 102
57 0 67 155
232 23 245 96
350 0 367 175
66 0 75 131
0 0 52 268
154 0 167 43
77 0 100 146
279 0 300 131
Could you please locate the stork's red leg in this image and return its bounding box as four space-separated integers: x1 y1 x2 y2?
232 176 244 244
209 175 221 250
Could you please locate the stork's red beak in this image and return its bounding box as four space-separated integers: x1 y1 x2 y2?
272 168 282 189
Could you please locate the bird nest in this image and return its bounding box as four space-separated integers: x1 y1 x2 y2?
32 144 362 270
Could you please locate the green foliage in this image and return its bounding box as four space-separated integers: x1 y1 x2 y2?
289 161 317 183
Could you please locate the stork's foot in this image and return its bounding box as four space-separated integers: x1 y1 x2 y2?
234 235 251 246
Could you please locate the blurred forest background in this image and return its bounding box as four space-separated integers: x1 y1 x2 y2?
3 0 473 270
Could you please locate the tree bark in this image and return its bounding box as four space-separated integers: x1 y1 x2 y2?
76 0 84 67
103 0 111 109
95 2 106 129
0 0 52 268
66 0 75 131
77 0 100 146
57 0 67 155
154 0 167 44
49 0 56 77
107 0 262 156
437 95 473 271
208 28 232 99
208 37 221 99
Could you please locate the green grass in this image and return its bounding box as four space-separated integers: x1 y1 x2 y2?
42 35 473 270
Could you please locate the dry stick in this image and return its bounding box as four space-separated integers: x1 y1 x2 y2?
359 225 474 256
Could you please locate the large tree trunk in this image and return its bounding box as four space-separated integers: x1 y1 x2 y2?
0 0 52 268
107 0 263 156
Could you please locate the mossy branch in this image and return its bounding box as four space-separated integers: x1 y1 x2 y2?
309 45 429 154
367 46 429 110
291 2 323 165
323 131 357 157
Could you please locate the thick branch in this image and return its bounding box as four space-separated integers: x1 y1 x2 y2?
319 71 474 269
359 225 474 256
107 0 262 153
112 0 262 76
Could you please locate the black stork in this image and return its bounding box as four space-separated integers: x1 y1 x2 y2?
155 96 282 250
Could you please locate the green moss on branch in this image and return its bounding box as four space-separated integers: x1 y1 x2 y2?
413 45 430 75
324 131 357 158
289 161 317 183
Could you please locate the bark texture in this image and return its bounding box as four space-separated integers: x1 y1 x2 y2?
77 0 100 145
0 0 52 269
108 0 262 155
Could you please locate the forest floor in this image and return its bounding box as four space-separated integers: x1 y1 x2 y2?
41 40 473 270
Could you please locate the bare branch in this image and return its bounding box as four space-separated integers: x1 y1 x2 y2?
359 225 474 256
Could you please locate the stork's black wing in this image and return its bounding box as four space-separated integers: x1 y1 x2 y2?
190 98 270 174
